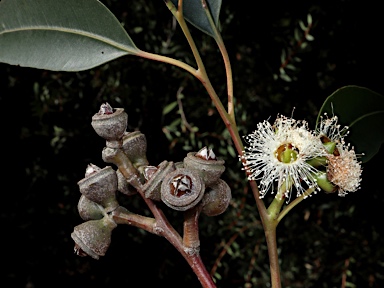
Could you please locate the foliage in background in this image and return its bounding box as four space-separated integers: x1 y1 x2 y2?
1 0 384 287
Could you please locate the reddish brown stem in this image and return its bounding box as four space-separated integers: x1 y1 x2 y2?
183 253 216 288
209 219 260 278
264 225 281 288
151 207 216 288
341 258 350 288
111 206 156 232
245 242 261 285
110 148 215 287
183 206 202 249
280 22 313 70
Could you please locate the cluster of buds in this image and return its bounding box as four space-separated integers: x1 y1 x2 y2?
72 163 119 259
71 103 231 259
144 147 231 215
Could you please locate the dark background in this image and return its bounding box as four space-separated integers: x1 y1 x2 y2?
1 1 384 287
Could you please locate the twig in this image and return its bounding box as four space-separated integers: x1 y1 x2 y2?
340 258 350 288
245 242 261 286
210 220 260 278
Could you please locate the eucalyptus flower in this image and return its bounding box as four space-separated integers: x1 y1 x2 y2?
326 145 362 196
316 113 349 143
316 113 362 196
240 115 327 201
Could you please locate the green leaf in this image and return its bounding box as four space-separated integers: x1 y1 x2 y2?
316 85 384 162
294 28 301 42
305 34 314 41
0 0 139 71
299 20 307 31
162 101 178 115
227 145 236 158
307 13 313 25
170 0 222 38
348 111 384 162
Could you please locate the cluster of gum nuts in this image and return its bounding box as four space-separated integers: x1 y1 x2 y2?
71 103 232 259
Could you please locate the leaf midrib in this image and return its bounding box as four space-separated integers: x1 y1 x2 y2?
0 26 137 53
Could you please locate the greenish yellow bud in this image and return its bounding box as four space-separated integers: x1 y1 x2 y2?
314 171 336 193
323 142 336 154
307 156 327 168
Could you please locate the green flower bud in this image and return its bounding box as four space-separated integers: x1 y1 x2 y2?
323 141 336 154
307 156 327 168
314 171 336 193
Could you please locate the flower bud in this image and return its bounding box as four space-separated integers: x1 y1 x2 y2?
77 195 104 221
116 169 137 196
323 141 336 155
161 168 205 211
91 103 128 148
71 215 117 260
306 156 327 168
77 165 119 213
122 131 149 174
201 179 232 216
143 161 176 201
183 147 225 186
313 171 336 193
